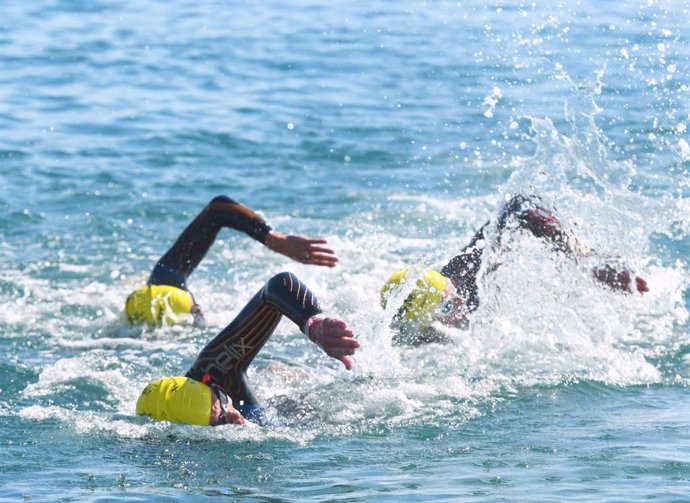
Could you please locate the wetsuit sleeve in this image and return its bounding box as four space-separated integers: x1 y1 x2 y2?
497 195 572 253
147 195 274 288
440 223 487 313
185 272 322 415
208 195 272 244
261 270 322 332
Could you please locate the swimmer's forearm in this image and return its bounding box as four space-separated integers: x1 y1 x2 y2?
264 231 286 252
261 272 323 331
207 196 272 242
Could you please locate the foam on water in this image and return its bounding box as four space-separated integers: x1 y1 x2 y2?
5 93 687 444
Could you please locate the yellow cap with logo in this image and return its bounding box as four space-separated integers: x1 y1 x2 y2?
125 285 194 326
136 376 212 426
380 268 449 324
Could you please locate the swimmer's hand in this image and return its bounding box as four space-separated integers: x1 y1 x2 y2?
225 407 245 426
307 317 360 370
593 265 649 294
635 276 649 293
210 393 245 426
265 231 338 267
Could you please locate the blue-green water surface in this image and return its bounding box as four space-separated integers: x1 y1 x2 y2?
0 1 688 501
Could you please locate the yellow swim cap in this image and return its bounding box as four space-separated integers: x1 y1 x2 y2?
125 285 194 326
136 376 212 426
380 268 449 324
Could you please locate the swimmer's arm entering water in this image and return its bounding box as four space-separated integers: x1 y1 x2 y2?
500 196 649 295
544 234 649 294
187 272 359 425
548 233 649 294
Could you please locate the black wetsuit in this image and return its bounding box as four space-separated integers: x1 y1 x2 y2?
144 197 321 423
440 194 572 313
186 271 321 423
147 195 273 292
393 194 638 346
394 195 574 345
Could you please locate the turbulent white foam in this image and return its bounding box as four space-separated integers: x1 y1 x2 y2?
5 98 689 440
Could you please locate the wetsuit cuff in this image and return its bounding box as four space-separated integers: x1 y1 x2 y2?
255 224 272 244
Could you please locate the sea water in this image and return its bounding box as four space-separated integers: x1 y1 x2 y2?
0 1 688 501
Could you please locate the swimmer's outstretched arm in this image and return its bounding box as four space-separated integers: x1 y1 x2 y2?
500 196 649 294
265 231 338 268
149 196 339 289
203 195 338 267
525 223 649 294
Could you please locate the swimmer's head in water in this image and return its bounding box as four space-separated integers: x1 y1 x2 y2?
380 268 450 325
125 285 194 326
136 376 212 426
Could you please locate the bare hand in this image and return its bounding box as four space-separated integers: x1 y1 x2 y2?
225 407 245 425
635 276 649 294
308 317 360 370
593 266 649 294
265 231 338 267
210 392 246 426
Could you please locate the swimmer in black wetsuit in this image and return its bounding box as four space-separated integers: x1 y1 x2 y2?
381 195 650 345
125 195 338 326
136 271 359 426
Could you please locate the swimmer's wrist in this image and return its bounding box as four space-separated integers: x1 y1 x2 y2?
303 315 323 340
264 230 284 250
